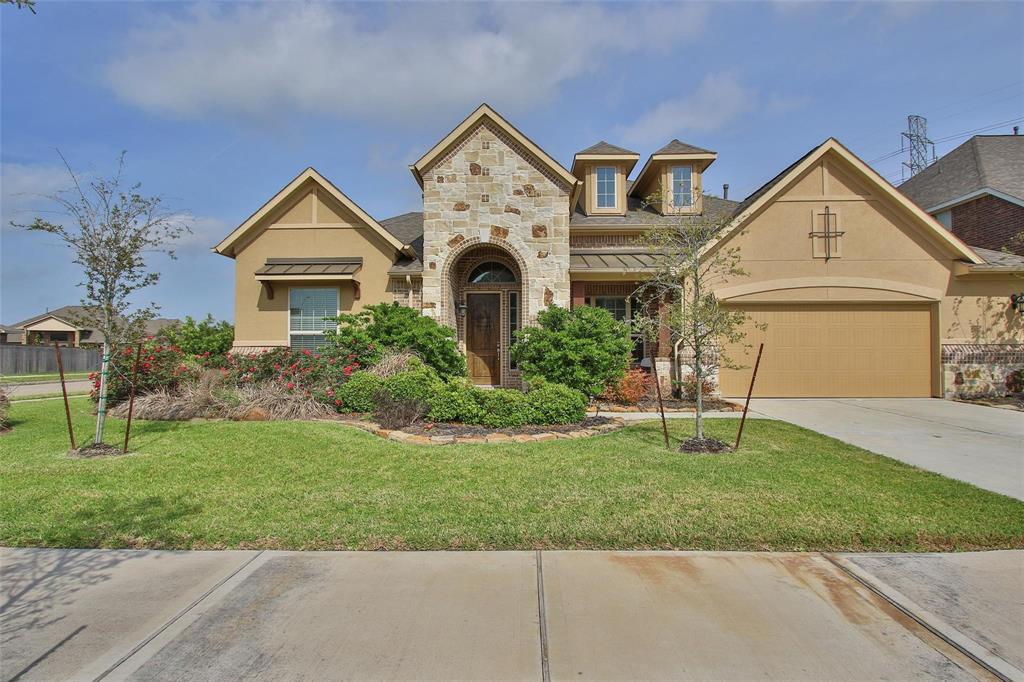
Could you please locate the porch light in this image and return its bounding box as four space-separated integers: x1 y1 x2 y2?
1011 293 1024 315
457 301 468 316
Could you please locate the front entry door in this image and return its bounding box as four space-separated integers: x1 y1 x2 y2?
466 293 501 385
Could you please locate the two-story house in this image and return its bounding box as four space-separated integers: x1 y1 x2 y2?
213 105 1023 398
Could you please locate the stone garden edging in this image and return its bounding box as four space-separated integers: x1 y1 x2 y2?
334 417 627 445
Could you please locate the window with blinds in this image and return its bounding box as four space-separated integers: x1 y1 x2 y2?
289 287 338 349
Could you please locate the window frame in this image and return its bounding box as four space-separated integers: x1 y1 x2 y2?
287 286 340 350
589 295 647 363
508 290 519 370
595 166 618 209
468 261 517 284
671 165 693 209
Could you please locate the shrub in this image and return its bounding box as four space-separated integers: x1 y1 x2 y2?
337 371 384 412
374 393 427 430
527 381 587 424
162 314 234 358
510 305 632 398
1006 368 1024 393
680 372 717 400
380 362 441 405
328 303 466 379
476 388 536 428
92 339 193 406
427 379 484 423
368 350 420 378
602 368 652 405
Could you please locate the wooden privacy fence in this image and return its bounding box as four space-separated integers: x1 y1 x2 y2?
1 344 100 375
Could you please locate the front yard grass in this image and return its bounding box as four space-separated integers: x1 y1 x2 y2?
1 399 1021 552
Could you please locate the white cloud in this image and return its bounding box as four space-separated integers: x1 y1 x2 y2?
103 2 709 125
170 213 231 251
619 72 755 146
0 162 82 231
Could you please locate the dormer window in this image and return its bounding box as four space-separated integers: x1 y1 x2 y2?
672 165 693 208
596 166 617 208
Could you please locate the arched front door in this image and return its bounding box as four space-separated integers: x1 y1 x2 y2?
452 254 522 386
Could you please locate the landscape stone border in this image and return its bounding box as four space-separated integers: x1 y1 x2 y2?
594 403 741 413
336 417 626 445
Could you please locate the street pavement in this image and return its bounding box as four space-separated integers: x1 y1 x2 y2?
2 548 1019 681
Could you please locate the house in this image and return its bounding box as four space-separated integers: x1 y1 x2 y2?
899 134 1024 255
2 306 180 347
214 104 1024 398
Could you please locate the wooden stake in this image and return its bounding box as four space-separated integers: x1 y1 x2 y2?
54 341 76 450
649 353 670 448
735 343 765 450
123 343 143 453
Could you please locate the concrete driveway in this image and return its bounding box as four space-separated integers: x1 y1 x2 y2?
3 548 1020 681
748 398 1024 500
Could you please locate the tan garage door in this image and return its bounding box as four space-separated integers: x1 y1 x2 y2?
719 304 933 397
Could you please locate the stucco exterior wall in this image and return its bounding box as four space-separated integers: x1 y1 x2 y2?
231 183 397 348
419 121 572 328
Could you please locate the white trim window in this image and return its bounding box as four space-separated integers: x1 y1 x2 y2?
672 165 693 208
289 287 338 350
596 166 617 209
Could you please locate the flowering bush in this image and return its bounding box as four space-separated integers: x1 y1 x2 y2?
91 339 193 406
601 368 653 405
198 346 363 411
679 372 717 400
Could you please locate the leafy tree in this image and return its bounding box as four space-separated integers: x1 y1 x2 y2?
328 303 466 379
510 305 632 398
16 152 190 445
636 192 755 448
163 314 234 357
1 0 36 13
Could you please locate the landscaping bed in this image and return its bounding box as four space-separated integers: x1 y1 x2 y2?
596 398 740 413
2 398 1022 552
954 396 1024 412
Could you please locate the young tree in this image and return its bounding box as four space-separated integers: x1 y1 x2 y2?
636 192 756 450
16 152 190 445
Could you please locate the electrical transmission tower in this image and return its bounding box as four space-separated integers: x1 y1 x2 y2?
901 115 935 180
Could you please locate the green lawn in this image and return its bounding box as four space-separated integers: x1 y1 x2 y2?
3 371 92 384
1 399 1021 552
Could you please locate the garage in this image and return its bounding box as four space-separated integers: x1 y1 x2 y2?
719 304 933 398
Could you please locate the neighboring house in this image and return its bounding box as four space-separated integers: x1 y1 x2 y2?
214 104 1024 399
899 134 1024 255
3 306 180 347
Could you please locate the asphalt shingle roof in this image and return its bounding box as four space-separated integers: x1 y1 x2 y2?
898 135 1024 210
969 247 1024 270
577 141 639 156
655 139 716 155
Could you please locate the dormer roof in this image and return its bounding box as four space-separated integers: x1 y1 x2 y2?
571 140 641 178
630 139 718 197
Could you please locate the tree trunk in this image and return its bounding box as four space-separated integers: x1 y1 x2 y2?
691 264 704 441
94 342 110 444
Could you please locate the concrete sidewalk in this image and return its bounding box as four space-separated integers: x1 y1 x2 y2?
3 548 1019 681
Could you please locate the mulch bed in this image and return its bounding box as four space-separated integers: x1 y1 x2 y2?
679 437 732 453
954 396 1024 412
69 442 128 458
596 398 740 412
400 416 615 438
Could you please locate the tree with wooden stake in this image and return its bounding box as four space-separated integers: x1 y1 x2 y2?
15 152 190 448
637 191 759 452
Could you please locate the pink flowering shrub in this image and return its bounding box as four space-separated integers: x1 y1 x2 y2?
91 338 194 406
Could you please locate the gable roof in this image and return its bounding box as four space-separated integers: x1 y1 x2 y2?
630 140 718 197
409 104 580 195
655 139 716 155
576 141 639 156
705 138 984 264
212 168 409 258
6 306 180 344
899 135 1024 211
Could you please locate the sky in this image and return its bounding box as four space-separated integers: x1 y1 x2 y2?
2 0 1022 325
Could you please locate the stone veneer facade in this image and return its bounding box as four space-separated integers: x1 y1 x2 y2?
419 121 572 329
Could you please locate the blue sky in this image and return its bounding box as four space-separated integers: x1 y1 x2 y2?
2 0 1022 325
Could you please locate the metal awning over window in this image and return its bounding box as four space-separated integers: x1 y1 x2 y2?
569 250 658 273
255 257 363 280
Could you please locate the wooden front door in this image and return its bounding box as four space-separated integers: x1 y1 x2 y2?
466 293 501 385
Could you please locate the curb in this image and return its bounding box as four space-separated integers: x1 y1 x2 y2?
825 554 1024 682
